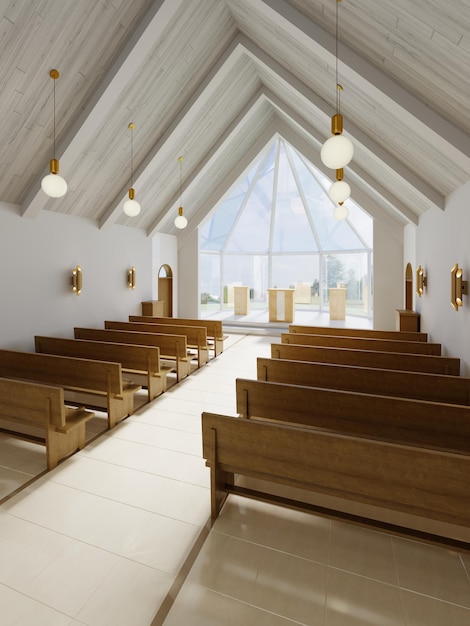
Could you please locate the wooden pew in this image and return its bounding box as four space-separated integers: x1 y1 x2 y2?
0 349 141 430
74 327 191 382
281 332 441 355
0 377 94 470
257 358 470 405
35 336 166 402
235 378 470 453
271 343 460 376
124 319 209 368
289 324 428 342
129 315 225 356
202 412 470 546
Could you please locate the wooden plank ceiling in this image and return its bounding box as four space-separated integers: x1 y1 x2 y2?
0 0 469 237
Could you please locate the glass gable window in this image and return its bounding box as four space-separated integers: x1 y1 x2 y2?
199 135 373 318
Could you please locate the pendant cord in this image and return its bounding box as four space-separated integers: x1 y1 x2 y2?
53 75 56 159
335 0 340 114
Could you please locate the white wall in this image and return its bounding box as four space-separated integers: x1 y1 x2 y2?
416 181 470 374
0 203 152 351
372 217 404 330
178 229 199 318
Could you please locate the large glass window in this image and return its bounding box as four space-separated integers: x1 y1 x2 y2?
199 136 373 318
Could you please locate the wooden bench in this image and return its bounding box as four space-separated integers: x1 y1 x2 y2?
74 327 191 382
0 349 141 430
35 336 166 402
129 315 225 357
0 377 94 470
289 324 428 342
271 343 460 375
202 412 470 546
257 357 470 405
235 378 470 453
124 320 209 368
281 332 442 355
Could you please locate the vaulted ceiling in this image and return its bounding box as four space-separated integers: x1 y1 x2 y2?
2 0 469 241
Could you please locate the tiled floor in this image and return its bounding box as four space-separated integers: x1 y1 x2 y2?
0 330 469 625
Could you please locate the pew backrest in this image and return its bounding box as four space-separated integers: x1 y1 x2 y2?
35 336 164 400
235 377 470 453
202 411 470 530
0 376 67 429
122 320 208 367
74 327 190 381
0 349 123 396
257 357 470 405
281 333 441 355
271 343 460 375
130 315 225 355
288 324 428 342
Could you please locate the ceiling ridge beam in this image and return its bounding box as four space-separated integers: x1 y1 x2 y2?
100 33 248 228
21 0 185 219
255 0 470 161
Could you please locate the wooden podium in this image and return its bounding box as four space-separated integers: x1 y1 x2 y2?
233 286 250 315
268 288 295 323
329 288 347 320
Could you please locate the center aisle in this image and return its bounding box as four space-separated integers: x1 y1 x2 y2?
0 332 275 626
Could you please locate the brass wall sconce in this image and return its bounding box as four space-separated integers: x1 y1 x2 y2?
450 263 467 311
72 266 82 295
416 265 427 297
127 266 136 289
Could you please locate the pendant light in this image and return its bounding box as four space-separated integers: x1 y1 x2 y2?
41 69 67 198
320 0 353 170
174 156 188 229
123 122 141 217
328 168 351 204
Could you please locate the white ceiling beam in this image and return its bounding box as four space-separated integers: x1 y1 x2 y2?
264 90 419 224
256 0 470 163
21 0 185 219
100 35 247 229
240 35 445 211
147 89 271 237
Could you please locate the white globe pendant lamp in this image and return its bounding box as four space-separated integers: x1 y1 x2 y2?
328 168 351 204
41 69 67 198
123 122 141 217
334 203 349 221
174 156 188 229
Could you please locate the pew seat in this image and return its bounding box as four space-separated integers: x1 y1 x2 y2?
288 324 428 342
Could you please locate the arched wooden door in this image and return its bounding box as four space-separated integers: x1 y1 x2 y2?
405 262 413 310
158 264 173 317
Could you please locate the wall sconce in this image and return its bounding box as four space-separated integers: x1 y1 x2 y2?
416 265 427 297
72 266 82 295
450 263 467 311
127 266 136 289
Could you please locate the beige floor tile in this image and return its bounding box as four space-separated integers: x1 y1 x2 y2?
325 568 406 626
329 520 398 584
400 588 470 625
212 495 277 545
164 583 307 626
393 537 470 607
250 547 327 625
